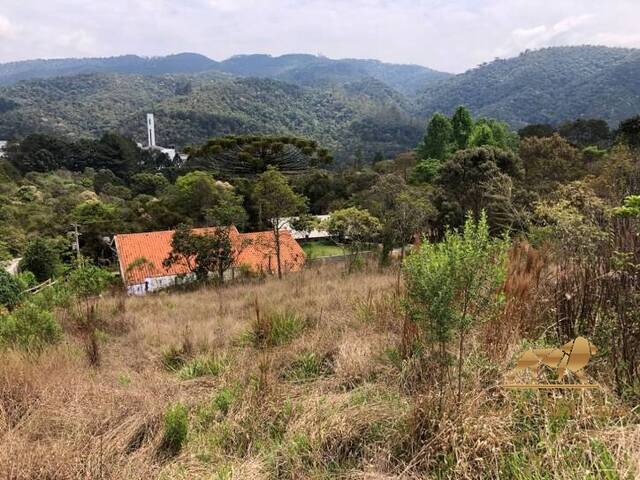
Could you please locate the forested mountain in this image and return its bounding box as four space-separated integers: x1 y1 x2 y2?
418 46 640 127
215 54 451 95
0 73 421 161
0 52 450 96
1 46 640 161
0 53 220 86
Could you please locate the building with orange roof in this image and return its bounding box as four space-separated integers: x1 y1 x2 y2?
114 226 305 295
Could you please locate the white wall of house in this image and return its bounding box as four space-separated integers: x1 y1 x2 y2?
281 215 330 240
126 268 239 295
127 273 196 296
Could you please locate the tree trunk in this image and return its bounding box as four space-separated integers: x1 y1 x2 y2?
274 224 282 279
457 328 464 404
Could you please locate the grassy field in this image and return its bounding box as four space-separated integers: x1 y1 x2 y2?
301 239 344 259
0 262 638 479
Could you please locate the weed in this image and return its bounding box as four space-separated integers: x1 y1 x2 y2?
283 352 332 382
213 387 235 415
176 355 225 380
161 402 189 455
246 308 307 348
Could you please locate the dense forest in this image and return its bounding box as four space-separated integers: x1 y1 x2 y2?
1 46 640 163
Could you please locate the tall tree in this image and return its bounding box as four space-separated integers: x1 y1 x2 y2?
167 171 246 226
252 167 306 279
163 224 242 283
451 106 474 150
616 115 640 150
436 147 524 231
418 113 453 161
189 135 332 176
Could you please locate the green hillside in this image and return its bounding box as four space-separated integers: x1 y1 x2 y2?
0 73 421 161
418 46 640 127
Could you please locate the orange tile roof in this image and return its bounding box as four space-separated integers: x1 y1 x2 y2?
114 226 305 286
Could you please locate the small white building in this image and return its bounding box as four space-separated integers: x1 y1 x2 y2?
281 215 330 240
0 141 8 158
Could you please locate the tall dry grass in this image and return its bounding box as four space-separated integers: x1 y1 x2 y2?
0 261 638 479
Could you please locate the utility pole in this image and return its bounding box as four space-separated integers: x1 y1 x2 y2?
69 223 81 261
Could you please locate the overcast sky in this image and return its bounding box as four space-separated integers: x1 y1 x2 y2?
1 0 639 73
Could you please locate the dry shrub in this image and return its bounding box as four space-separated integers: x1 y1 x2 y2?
483 240 546 360
333 331 388 388
399 389 512 479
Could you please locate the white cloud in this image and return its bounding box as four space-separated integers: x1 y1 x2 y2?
0 0 639 72
0 15 17 39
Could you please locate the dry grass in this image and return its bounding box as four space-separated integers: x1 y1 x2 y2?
0 262 638 479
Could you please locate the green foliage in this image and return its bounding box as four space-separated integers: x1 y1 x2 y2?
410 158 440 184
247 310 307 348
163 224 237 282
613 195 640 217
323 207 381 272
520 134 584 194
130 172 169 196
418 113 452 161
176 355 225 380
418 45 640 128
284 352 332 382
0 270 22 311
436 147 524 231
616 115 640 150
191 135 332 176
213 387 235 415
451 106 473 149
19 238 62 282
404 212 507 398
0 302 62 348
252 167 307 226
162 402 189 454
253 167 307 277
558 118 611 148
65 262 112 300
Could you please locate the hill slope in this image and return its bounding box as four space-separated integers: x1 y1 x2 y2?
0 73 421 161
0 53 220 86
216 54 451 96
417 46 640 127
0 52 451 97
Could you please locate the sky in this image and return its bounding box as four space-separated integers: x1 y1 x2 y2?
1 0 639 73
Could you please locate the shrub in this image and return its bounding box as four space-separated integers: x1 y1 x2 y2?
18 238 62 282
213 387 235 415
0 270 22 311
404 211 508 403
65 262 112 300
161 402 188 454
161 345 188 371
0 302 62 348
176 355 225 380
247 310 307 347
284 352 333 382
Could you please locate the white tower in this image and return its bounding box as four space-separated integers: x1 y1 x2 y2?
146 113 156 148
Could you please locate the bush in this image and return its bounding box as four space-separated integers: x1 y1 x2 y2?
284 352 332 382
0 270 22 311
65 262 113 300
0 302 62 348
161 402 189 454
213 387 235 415
18 238 62 282
177 355 225 380
247 310 307 347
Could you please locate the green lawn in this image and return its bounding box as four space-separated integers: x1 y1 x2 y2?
301 239 344 259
